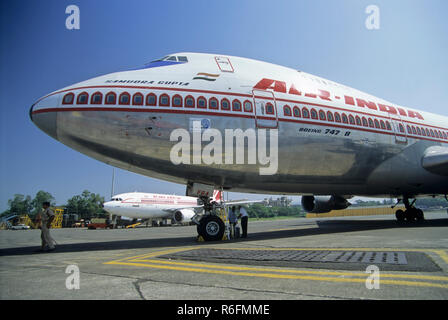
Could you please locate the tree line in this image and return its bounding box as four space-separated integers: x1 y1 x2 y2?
2 192 446 221
1 190 106 219
246 203 304 219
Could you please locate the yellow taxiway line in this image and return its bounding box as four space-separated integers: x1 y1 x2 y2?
104 246 448 289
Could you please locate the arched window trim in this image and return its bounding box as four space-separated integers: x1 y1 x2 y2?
132 92 144 106
90 91 103 105
362 117 368 127
334 112 341 123
172 94 183 107
265 102 275 115
62 92 74 105
209 97 219 110
349 114 355 125
119 92 131 105
221 98 230 111
105 92 117 105
76 91 89 105
302 107 310 118
185 95 195 108
243 100 253 112
342 113 349 124
283 105 292 116
159 94 170 107
293 106 301 118
374 119 380 129
197 96 207 109
145 93 157 106
310 108 318 119
232 99 242 112
319 110 326 121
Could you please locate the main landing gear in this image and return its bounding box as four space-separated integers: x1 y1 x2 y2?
394 197 424 222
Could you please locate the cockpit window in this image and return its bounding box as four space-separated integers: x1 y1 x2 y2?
135 55 188 70
151 56 188 63
152 56 169 62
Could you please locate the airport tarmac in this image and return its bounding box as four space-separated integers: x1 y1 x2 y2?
1 212 447 300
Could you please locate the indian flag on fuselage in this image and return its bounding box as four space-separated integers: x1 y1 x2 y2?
193 72 220 81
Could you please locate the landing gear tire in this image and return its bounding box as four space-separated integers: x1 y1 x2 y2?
415 209 424 221
198 215 225 241
405 208 416 222
395 209 405 222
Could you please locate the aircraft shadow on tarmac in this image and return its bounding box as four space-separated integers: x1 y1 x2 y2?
0 218 447 257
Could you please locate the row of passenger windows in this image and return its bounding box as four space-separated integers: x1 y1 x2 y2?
61 91 448 140
282 105 448 139
283 104 393 129
62 91 254 112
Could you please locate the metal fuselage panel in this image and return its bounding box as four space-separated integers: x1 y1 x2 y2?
31 52 448 197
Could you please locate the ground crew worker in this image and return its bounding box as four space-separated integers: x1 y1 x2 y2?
228 206 238 239
36 202 56 252
238 205 249 238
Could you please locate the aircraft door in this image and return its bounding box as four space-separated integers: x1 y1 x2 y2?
390 115 408 144
252 89 278 129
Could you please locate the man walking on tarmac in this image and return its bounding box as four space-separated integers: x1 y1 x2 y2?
36 201 56 252
237 205 249 238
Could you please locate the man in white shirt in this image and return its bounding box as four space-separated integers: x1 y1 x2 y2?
238 206 249 238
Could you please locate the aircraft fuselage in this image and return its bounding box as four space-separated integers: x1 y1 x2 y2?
30 53 448 198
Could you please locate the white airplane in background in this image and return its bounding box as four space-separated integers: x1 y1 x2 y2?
30 52 448 241
103 190 262 234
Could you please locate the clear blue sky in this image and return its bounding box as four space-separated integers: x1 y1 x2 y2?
1 0 447 211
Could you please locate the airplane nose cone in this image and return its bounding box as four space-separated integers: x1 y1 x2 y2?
103 201 118 215
103 201 112 210
29 96 59 140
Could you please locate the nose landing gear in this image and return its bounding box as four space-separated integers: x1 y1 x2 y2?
394 197 424 222
195 195 226 241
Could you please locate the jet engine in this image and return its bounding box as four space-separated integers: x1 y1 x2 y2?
301 195 350 213
173 209 196 223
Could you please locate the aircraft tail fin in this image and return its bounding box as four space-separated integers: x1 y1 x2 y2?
213 190 223 202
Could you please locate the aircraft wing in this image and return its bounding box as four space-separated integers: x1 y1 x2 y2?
161 205 204 213
219 199 265 207
422 146 448 176
161 200 264 213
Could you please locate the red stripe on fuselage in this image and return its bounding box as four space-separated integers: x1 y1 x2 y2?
34 85 448 132
32 105 448 144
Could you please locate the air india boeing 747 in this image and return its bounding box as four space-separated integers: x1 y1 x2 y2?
30 52 448 240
